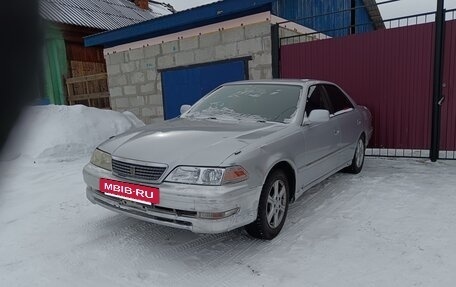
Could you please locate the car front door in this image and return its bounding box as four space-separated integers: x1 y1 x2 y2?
296 84 341 193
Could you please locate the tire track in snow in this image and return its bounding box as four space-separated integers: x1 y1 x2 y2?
168 233 263 286
150 232 230 260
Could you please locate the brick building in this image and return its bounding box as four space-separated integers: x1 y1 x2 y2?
85 0 383 123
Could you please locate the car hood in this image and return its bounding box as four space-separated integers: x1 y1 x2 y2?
99 118 284 167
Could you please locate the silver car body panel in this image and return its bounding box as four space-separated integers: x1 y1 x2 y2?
83 79 373 233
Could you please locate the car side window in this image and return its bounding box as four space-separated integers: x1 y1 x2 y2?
305 85 332 117
324 85 354 114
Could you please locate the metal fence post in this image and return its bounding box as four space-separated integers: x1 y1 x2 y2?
430 0 446 162
271 24 280 79
350 0 356 34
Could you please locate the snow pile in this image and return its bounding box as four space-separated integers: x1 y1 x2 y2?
3 105 144 161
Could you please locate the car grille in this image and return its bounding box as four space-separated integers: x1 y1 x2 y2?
112 159 167 182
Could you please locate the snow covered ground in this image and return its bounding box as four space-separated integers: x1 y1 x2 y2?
1 106 456 287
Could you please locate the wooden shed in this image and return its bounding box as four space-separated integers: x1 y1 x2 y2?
39 0 174 108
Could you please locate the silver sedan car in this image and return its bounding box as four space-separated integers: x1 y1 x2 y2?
83 79 372 240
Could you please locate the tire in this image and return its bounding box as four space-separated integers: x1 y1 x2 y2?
245 170 289 240
344 136 365 174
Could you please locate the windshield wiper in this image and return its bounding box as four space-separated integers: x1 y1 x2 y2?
185 114 217 120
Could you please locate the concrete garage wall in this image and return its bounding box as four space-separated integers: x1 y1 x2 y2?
105 21 273 124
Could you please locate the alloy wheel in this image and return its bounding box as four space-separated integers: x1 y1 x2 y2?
355 138 365 168
266 180 287 229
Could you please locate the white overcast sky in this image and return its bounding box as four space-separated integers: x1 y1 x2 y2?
164 0 456 19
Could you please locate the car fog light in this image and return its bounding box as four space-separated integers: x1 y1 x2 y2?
198 208 239 219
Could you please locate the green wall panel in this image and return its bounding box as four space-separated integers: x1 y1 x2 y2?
42 24 67 105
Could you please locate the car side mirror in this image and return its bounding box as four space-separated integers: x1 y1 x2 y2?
306 109 330 124
180 104 191 115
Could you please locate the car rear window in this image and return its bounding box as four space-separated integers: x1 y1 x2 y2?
324 85 354 114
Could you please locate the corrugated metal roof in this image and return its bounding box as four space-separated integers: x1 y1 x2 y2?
40 0 173 30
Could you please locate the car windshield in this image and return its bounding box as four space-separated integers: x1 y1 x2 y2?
185 84 302 123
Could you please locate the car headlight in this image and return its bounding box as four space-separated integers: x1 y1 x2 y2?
165 166 248 185
90 149 112 171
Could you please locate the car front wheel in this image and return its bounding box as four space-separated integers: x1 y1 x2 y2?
245 170 289 240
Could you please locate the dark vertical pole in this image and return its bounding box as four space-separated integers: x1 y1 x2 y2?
430 0 445 162
271 24 280 79
350 0 356 34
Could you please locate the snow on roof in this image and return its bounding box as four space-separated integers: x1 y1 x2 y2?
40 0 175 31
149 1 175 14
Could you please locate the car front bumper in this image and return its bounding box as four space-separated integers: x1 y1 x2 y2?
83 163 262 233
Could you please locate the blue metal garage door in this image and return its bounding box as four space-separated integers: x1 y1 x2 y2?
161 59 247 119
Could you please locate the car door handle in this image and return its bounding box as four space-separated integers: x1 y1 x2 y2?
334 129 340 135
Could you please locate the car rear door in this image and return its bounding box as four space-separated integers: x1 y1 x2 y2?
323 84 360 164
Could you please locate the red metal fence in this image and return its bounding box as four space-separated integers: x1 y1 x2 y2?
280 19 456 159
441 20 456 158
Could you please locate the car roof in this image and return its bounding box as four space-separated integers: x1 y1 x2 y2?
223 79 334 86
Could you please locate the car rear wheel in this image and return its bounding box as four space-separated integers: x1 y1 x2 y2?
245 170 289 240
344 136 365 174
